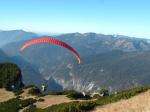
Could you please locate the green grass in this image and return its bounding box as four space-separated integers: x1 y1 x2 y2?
95 86 150 105
24 101 96 112
0 98 36 112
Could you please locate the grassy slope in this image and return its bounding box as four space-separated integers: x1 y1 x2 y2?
93 90 150 112
24 86 150 112
0 86 149 112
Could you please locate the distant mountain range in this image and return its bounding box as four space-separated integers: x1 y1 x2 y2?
0 30 150 92
0 30 37 46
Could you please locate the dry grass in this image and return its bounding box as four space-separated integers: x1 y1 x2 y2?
19 88 36 99
0 89 15 102
19 88 92 109
35 95 72 109
93 90 150 112
19 88 73 109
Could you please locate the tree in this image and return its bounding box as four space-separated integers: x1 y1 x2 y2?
0 63 23 90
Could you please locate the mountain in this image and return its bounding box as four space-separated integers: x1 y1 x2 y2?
1 31 150 92
52 50 150 92
0 48 43 88
0 30 38 46
8 56 44 87
0 49 9 62
57 33 150 54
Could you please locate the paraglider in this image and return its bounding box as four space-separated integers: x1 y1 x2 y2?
41 85 47 92
20 37 81 92
20 37 81 64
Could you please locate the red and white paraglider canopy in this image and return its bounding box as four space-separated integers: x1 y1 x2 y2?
20 37 81 64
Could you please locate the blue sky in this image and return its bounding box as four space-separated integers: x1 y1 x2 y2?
0 0 150 38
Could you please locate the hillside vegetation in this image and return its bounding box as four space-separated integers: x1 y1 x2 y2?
0 81 149 112
93 90 150 112
24 86 150 112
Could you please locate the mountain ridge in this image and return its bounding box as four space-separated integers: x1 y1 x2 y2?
1 30 150 92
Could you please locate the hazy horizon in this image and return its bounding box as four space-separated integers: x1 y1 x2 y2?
0 29 150 40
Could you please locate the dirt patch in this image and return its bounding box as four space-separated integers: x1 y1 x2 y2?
35 95 72 109
19 88 36 99
93 90 150 112
0 89 15 102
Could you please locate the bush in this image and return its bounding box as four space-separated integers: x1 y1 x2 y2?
38 98 45 102
67 91 83 100
99 88 109 96
48 91 63 95
67 91 91 100
14 89 24 96
28 86 41 96
21 98 37 107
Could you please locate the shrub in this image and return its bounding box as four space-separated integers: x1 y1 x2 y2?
67 91 91 100
99 88 109 96
14 89 24 96
21 98 37 107
28 86 41 96
48 91 63 95
38 98 45 102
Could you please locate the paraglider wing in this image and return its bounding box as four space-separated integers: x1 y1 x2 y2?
20 38 81 63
